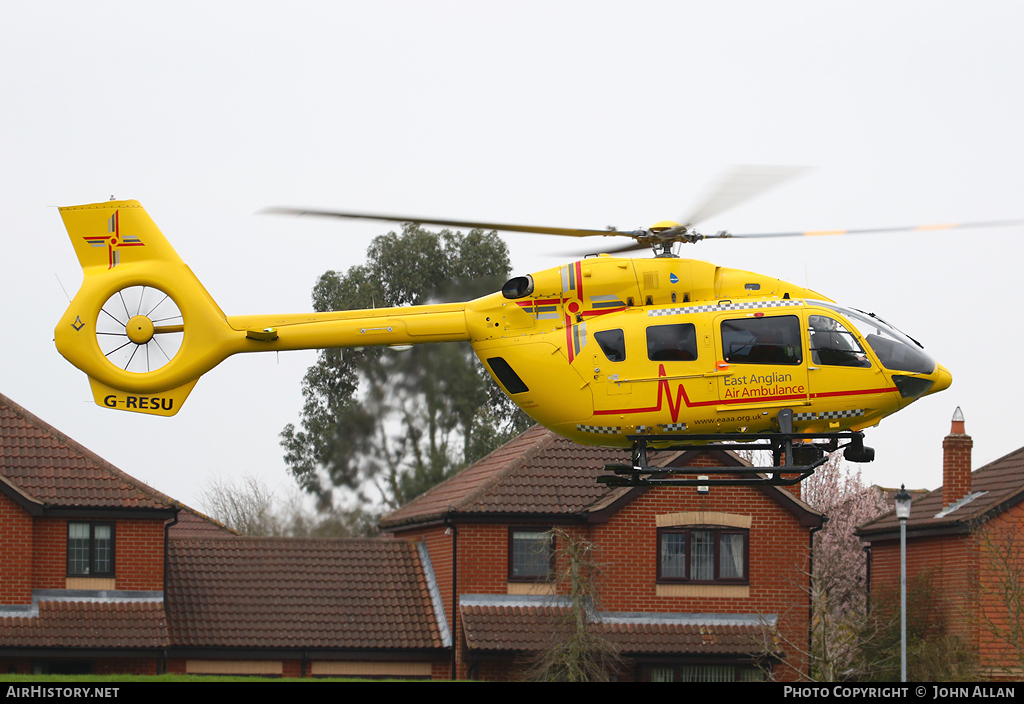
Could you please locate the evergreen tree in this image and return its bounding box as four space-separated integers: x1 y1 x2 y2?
280 223 531 510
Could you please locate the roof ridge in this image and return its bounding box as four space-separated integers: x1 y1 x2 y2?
169 535 396 544
452 426 559 512
174 503 238 534
0 392 177 510
0 472 43 505
973 444 1024 474
380 424 559 524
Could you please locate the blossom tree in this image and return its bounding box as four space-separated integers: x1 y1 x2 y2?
739 449 887 680
802 453 887 680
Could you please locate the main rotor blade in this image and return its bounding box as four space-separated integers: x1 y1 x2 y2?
558 240 652 258
262 207 628 239
718 218 1024 239
681 165 809 227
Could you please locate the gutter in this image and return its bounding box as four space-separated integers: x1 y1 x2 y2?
444 514 458 681
808 518 826 680
162 508 179 677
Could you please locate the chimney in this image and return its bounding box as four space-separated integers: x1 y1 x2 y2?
942 407 972 508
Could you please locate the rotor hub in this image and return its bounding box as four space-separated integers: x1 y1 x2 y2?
125 315 155 345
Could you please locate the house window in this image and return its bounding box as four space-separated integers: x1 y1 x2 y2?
657 527 747 584
508 528 553 581
67 522 114 577
644 664 764 681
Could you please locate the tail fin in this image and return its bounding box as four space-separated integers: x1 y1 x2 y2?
56 200 474 416
60 200 184 273
55 200 233 415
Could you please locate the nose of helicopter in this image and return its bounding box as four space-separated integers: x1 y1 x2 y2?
926 364 953 396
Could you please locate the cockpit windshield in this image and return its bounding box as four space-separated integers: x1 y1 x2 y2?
813 302 935 374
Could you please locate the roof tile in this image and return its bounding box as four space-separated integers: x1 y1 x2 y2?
167 538 445 650
382 425 820 529
0 393 175 510
859 445 1024 536
460 604 779 655
0 601 168 648
381 426 636 527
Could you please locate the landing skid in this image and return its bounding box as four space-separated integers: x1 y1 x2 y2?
596 408 873 488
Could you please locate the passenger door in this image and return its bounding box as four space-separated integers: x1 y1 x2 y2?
714 313 810 412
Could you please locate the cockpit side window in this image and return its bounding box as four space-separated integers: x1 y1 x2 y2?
647 323 697 362
816 303 936 375
721 316 802 365
595 329 626 362
808 315 871 368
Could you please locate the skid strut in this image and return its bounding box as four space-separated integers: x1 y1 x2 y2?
597 408 871 488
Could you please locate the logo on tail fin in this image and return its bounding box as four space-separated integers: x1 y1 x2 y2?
82 210 144 269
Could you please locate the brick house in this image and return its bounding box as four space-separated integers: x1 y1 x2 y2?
380 424 825 681
857 409 1024 679
0 393 449 677
0 391 826 680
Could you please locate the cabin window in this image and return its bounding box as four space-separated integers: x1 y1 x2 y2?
721 316 801 365
657 527 748 584
647 323 697 362
595 329 626 362
508 528 553 582
487 357 529 394
808 315 871 368
67 522 115 577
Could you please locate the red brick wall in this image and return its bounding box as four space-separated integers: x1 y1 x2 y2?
869 533 977 643
431 659 450 680
164 658 186 675
31 517 165 591
113 520 164 591
31 517 64 590
0 658 30 675
975 502 1024 677
94 657 160 675
165 657 445 679
0 494 33 604
0 657 158 675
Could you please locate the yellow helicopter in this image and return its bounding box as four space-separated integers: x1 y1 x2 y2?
56 172 991 485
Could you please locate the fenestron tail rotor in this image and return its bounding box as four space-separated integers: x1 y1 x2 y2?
96 286 184 374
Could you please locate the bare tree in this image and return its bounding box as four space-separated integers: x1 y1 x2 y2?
521 528 623 682
199 472 375 537
199 472 279 536
972 518 1024 677
804 453 887 679
854 573 978 682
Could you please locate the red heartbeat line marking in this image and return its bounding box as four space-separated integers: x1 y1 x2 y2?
594 365 897 422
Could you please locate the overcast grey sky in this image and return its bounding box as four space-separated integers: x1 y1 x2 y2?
2 1 1022 509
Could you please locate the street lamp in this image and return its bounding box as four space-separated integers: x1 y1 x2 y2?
895 484 912 683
